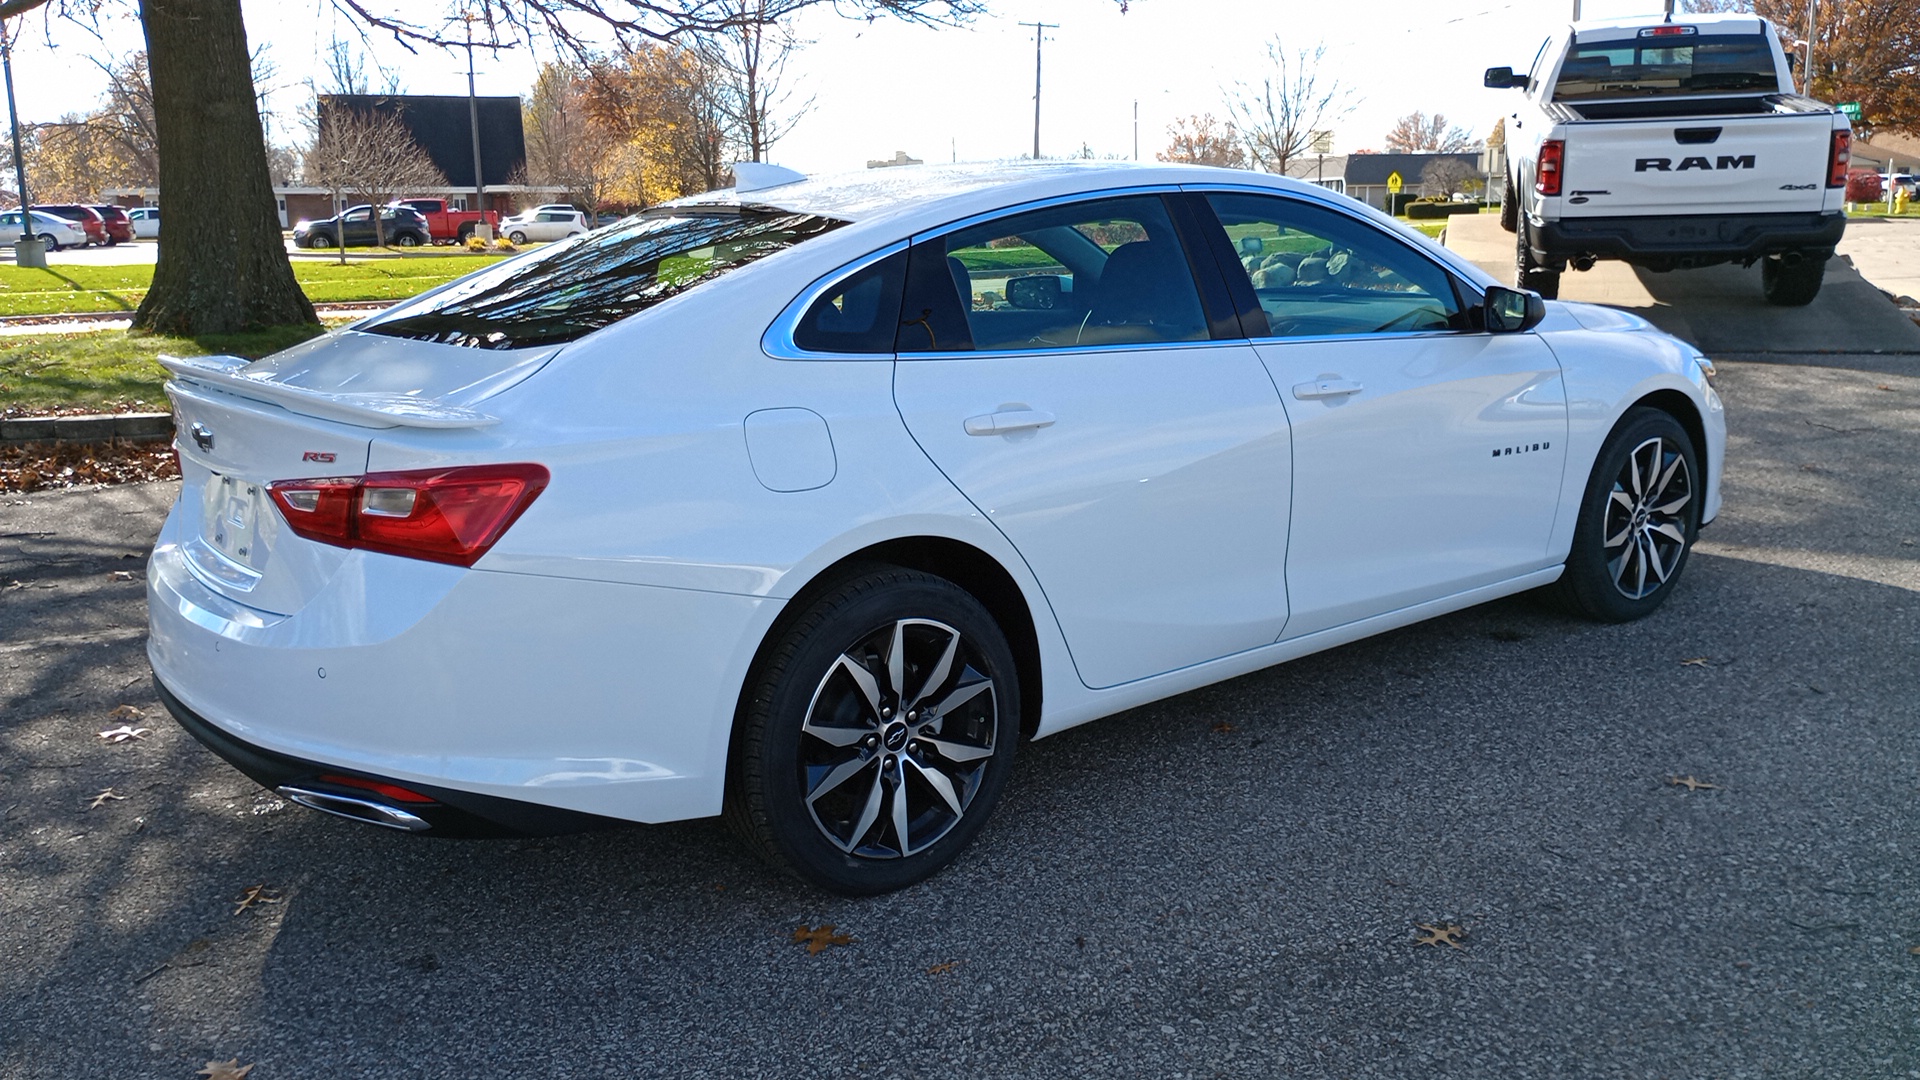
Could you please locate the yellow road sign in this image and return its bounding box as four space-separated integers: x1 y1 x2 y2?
1387 171 1404 194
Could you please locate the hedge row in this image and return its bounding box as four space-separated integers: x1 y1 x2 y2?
1405 202 1483 219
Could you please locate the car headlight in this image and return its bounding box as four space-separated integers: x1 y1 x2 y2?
1693 355 1716 384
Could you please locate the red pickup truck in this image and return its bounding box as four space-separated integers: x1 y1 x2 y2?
387 198 501 244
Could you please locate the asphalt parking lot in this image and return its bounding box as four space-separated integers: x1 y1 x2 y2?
4 231 1919 1078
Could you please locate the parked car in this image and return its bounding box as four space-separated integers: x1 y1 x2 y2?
90 204 135 245
292 204 431 248
387 197 501 244
35 204 107 247
500 207 589 244
128 206 160 239
150 162 1724 895
0 208 89 250
1879 173 1916 196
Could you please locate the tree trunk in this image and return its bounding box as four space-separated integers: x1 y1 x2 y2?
133 0 316 334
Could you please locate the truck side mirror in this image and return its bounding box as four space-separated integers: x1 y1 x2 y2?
1484 66 1524 89
1484 285 1546 332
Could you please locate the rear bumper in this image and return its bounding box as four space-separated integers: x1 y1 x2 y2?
1533 211 1846 267
154 675 622 837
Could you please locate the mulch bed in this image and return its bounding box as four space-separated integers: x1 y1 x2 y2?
1 439 179 493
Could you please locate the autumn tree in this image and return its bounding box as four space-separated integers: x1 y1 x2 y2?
582 45 731 205
0 0 1009 336
1157 113 1247 169
1384 111 1474 154
305 101 449 245
1224 39 1355 175
520 62 622 212
696 0 813 163
1683 0 1919 135
1418 156 1474 199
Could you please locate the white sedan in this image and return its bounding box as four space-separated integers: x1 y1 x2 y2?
148 162 1723 894
0 208 90 250
500 207 588 244
128 206 160 239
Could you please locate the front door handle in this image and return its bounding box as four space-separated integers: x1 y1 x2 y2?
964 409 1057 436
1292 379 1364 400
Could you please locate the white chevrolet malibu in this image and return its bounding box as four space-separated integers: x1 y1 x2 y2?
149 162 1724 894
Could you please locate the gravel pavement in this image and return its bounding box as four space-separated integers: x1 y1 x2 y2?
3 362 1919 1077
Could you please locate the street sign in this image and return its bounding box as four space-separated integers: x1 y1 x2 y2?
1387 171 1404 195
1838 101 1862 122
1309 130 1334 155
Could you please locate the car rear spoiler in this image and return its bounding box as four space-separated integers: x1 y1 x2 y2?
158 354 501 430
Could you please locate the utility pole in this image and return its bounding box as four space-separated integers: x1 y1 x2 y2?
1571 0 1581 20
464 16 489 235
1019 21 1057 160
1133 99 1139 161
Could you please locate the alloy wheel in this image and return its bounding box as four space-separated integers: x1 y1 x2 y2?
1603 435 1693 600
798 618 998 859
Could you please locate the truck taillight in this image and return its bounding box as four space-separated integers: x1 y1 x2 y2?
1827 130 1851 188
269 464 549 567
1537 140 1565 196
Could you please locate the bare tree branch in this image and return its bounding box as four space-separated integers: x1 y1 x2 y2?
1224 40 1356 176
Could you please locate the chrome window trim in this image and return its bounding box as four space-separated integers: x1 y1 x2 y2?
762 239 910 362
1181 182 1495 342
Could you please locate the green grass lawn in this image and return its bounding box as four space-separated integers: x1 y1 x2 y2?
0 325 326 414
0 256 499 317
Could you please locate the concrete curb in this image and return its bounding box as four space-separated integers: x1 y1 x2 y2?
2 412 172 445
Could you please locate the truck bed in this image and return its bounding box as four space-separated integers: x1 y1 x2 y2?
1551 93 1838 123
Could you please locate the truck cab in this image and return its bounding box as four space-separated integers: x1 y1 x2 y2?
1489 13 1851 305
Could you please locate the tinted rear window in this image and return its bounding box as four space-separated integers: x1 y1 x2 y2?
363 207 848 350
1553 34 1779 100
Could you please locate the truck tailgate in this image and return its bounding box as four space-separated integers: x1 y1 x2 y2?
1561 113 1835 216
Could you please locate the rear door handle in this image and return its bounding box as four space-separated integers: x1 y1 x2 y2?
964 409 1057 436
1292 379 1364 400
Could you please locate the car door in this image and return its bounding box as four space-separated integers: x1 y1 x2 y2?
1192 190 1568 640
891 191 1293 690
340 207 373 246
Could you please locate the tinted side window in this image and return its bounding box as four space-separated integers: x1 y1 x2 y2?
1204 193 1463 338
899 194 1208 353
792 249 908 355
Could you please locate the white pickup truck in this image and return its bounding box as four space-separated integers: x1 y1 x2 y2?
1488 12 1852 305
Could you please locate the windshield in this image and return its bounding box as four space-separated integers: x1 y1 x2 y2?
362 207 847 350
1553 34 1779 101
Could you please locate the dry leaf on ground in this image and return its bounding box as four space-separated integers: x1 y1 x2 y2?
1414 922 1467 949
925 960 961 975
1211 721 1237 734
88 788 126 810
1667 775 1719 792
792 924 854 955
1679 657 1711 667
232 885 281 916
109 704 145 720
98 725 151 743
197 1059 255 1080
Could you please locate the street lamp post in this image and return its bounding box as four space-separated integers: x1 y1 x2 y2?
1 20 44 268
464 16 491 240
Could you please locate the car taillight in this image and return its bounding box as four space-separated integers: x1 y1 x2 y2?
269 464 549 567
1537 140 1565 196
1827 130 1851 188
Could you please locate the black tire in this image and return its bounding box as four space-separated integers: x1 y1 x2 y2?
456 223 475 243
311 232 333 249
105 236 118 247
1761 253 1825 306
507 230 527 245
38 233 58 251
726 568 1020 895
1499 178 1518 233
1516 214 1561 299
396 232 421 248
1548 408 1701 623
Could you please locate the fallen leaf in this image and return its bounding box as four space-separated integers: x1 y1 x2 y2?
792 924 854 955
925 960 960 976
88 788 126 810
1667 775 1719 792
1414 922 1466 949
98 725 151 743
197 1059 254 1080
1211 721 1237 734
1679 657 1711 667
108 570 136 581
1878 384 1896 392
233 885 281 917
1910 945 1920 955
108 704 145 720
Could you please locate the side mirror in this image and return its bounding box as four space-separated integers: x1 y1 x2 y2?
1484 66 1524 89
1006 274 1066 311
1484 285 1546 332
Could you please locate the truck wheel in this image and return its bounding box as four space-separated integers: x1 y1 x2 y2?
456 223 474 243
1499 180 1517 233
1516 216 1560 299
1761 253 1825 306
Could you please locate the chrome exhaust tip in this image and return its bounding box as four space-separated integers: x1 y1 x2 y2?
278 785 432 831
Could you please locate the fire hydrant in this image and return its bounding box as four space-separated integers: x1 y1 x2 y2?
1896 185 1912 214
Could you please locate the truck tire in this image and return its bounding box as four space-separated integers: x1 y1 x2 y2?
1516 215 1560 299
1761 253 1825 306
1499 179 1517 233
456 223 475 243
